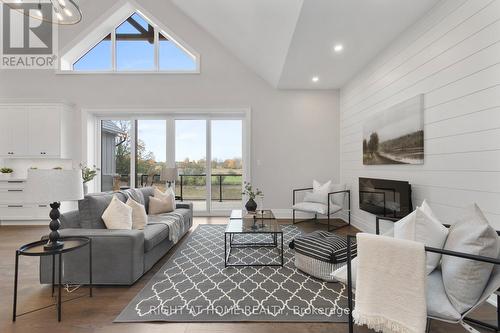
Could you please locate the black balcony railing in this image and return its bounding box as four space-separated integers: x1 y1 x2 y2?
138 173 243 202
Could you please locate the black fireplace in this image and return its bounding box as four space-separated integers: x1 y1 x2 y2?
359 177 412 218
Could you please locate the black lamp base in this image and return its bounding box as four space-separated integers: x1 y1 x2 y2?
44 202 64 252
44 241 64 251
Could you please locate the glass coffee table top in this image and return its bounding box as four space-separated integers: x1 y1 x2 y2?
230 209 275 220
226 209 280 233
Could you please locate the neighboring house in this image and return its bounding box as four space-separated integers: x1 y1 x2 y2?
101 120 125 192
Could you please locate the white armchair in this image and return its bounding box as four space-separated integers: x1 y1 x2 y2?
344 216 500 333
292 183 351 232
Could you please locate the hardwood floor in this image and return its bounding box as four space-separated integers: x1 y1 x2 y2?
0 218 496 333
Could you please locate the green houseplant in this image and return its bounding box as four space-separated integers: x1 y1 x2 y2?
242 181 263 212
79 163 100 195
0 167 14 179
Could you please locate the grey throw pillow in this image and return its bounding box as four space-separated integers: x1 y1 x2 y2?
441 204 499 314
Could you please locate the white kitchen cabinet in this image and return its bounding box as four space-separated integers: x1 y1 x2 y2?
0 103 74 159
0 106 29 156
28 106 63 157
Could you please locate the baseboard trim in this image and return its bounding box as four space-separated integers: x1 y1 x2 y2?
0 220 49 226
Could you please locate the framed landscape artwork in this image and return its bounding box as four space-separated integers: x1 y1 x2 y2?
363 94 424 165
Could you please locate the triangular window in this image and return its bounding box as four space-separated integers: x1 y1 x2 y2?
71 11 198 72
159 32 196 71
74 34 112 71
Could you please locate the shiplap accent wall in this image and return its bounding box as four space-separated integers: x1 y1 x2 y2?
339 0 500 232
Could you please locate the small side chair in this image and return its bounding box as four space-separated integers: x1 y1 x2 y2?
292 186 351 232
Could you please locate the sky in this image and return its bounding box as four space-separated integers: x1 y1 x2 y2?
363 95 423 142
138 119 242 163
73 13 196 71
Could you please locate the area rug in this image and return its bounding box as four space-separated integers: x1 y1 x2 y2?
115 224 349 322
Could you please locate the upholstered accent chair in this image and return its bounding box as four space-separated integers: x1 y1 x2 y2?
344 216 500 333
292 184 351 231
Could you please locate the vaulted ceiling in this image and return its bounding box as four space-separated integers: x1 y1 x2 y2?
171 0 440 89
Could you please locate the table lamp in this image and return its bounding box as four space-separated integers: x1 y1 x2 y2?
25 169 84 250
160 166 178 188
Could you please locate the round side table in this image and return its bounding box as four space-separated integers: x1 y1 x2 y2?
13 236 92 322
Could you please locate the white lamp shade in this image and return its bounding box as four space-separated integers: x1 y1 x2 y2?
25 169 84 203
160 167 178 182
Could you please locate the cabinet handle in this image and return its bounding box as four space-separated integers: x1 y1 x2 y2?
7 205 23 208
38 205 47 207
7 189 23 192
7 181 24 184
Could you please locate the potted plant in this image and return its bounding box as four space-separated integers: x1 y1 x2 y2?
0 167 14 179
80 163 100 195
242 181 263 212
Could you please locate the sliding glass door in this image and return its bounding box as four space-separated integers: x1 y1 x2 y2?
211 120 243 211
136 120 167 191
99 115 245 214
175 120 207 212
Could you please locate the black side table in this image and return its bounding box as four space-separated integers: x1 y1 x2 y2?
13 236 92 322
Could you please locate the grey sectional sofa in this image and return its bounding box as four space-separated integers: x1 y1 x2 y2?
39 187 193 285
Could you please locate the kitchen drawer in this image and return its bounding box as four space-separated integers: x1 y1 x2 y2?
0 204 49 220
0 189 25 203
0 181 25 190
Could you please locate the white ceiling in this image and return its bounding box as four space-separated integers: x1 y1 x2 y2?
171 0 440 89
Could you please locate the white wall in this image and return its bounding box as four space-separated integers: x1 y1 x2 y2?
339 0 500 231
0 0 340 212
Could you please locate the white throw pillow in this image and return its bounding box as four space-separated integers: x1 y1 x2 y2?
149 196 174 215
126 198 148 230
102 195 133 230
441 204 499 314
154 187 175 206
394 205 448 274
420 199 438 220
304 180 332 205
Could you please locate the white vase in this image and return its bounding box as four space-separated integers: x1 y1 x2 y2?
83 183 88 195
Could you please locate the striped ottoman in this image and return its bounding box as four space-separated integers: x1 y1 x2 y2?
290 231 357 282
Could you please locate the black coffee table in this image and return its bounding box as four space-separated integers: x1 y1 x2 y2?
225 210 283 267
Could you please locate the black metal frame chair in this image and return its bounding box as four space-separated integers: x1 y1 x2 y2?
292 187 351 232
345 216 500 333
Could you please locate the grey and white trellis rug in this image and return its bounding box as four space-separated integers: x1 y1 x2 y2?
115 224 349 322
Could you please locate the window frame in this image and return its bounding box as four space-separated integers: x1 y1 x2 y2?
91 108 251 216
67 10 200 74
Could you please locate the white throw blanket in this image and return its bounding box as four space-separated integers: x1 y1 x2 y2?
148 212 185 244
353 233 427 333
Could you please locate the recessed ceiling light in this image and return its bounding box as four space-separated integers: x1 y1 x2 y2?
312 76 319 83
333 44 344 53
